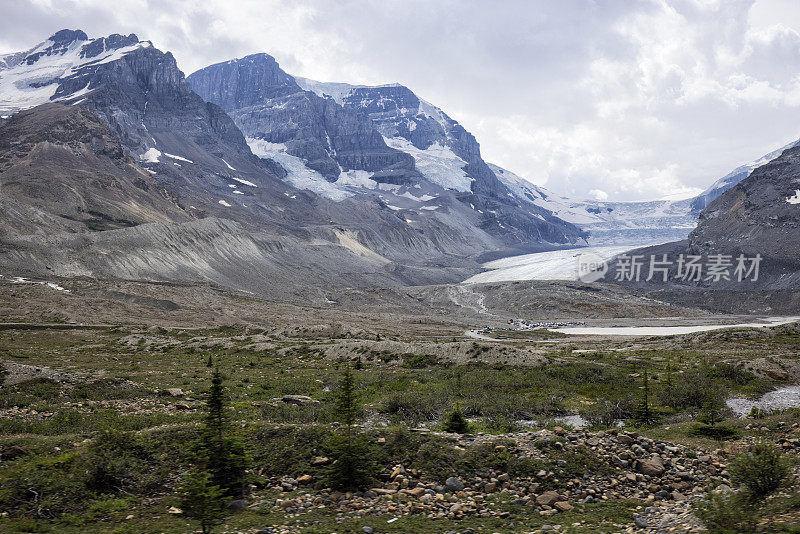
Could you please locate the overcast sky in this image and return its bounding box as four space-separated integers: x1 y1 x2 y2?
2 0 800 201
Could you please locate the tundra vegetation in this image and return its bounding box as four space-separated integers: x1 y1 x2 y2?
0 322 799 532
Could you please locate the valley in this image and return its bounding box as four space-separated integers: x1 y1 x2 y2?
1 276 800 533
1 18 800 534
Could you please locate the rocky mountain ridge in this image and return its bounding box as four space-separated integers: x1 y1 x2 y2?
189 56 586 248
0 30 587 299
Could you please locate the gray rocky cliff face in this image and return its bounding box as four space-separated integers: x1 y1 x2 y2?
0 103 191 236
688 145 800 270
610 145 800 290
191 59 586 246
188 55 418 183
339 84 509 199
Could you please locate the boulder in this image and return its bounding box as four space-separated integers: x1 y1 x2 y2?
536 490 562 506
636 456 665 477
405 487 426 498
279 395 319 406
554 501 573 512
0 446 31 460
227 499 248 511
445 477 465 492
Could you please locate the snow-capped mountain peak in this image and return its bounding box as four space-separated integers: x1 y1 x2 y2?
0 29 149 115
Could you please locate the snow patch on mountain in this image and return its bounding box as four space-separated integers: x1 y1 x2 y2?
163 152 193 164
247 138 355 201
230 176 257 187
384 136 473 192
337 170 376 188
140 148 161 163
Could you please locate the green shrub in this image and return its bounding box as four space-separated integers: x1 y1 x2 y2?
582 397 634 427
77 429 147 493
697 491 759 533
729 442 790 499
179 464 227 534
323 366 377 491
658 370 716 410
193 368 248 497
71 378 146 401
322 433 378 491
706 363 757 385
472 417 520 435
687 423 740 440
402 353 438 369
441 404 470 433
379 391 443 423
0 451 86 517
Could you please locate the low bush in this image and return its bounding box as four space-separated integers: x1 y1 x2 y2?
729 442 790 499
698 491 759 533
401 353 438 369
686 423 740 440
441 404 470 433
77 429 148 494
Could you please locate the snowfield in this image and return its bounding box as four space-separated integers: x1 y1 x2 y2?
384 136 473 192
247 138 355 201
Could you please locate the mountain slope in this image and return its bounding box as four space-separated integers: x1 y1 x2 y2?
686 144 800 285
691 137 800 214
0 30 563 295
0 103 190 236
190 59 586 248
605 143 800 293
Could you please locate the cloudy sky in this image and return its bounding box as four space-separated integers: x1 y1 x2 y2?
2 0 800 201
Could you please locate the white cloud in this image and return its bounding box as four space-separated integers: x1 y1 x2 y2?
2 0 800 201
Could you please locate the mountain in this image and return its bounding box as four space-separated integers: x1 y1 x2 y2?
605 143 800 294
487 164 697 246
189 58 586 248
685 143 800 287
0 30 588 299
0 103 189 236
691 137 800 214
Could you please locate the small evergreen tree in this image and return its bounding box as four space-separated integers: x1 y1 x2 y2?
442 402 470 433
665 357 673 389
698 396 725 427
193 367 248 496
0 361 8 386
633 368 658 426
324 365 376 490
206 354 214 368
179 459 227 534
354 356 364 370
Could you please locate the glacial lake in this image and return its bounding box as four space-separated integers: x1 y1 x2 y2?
553 316 800 336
